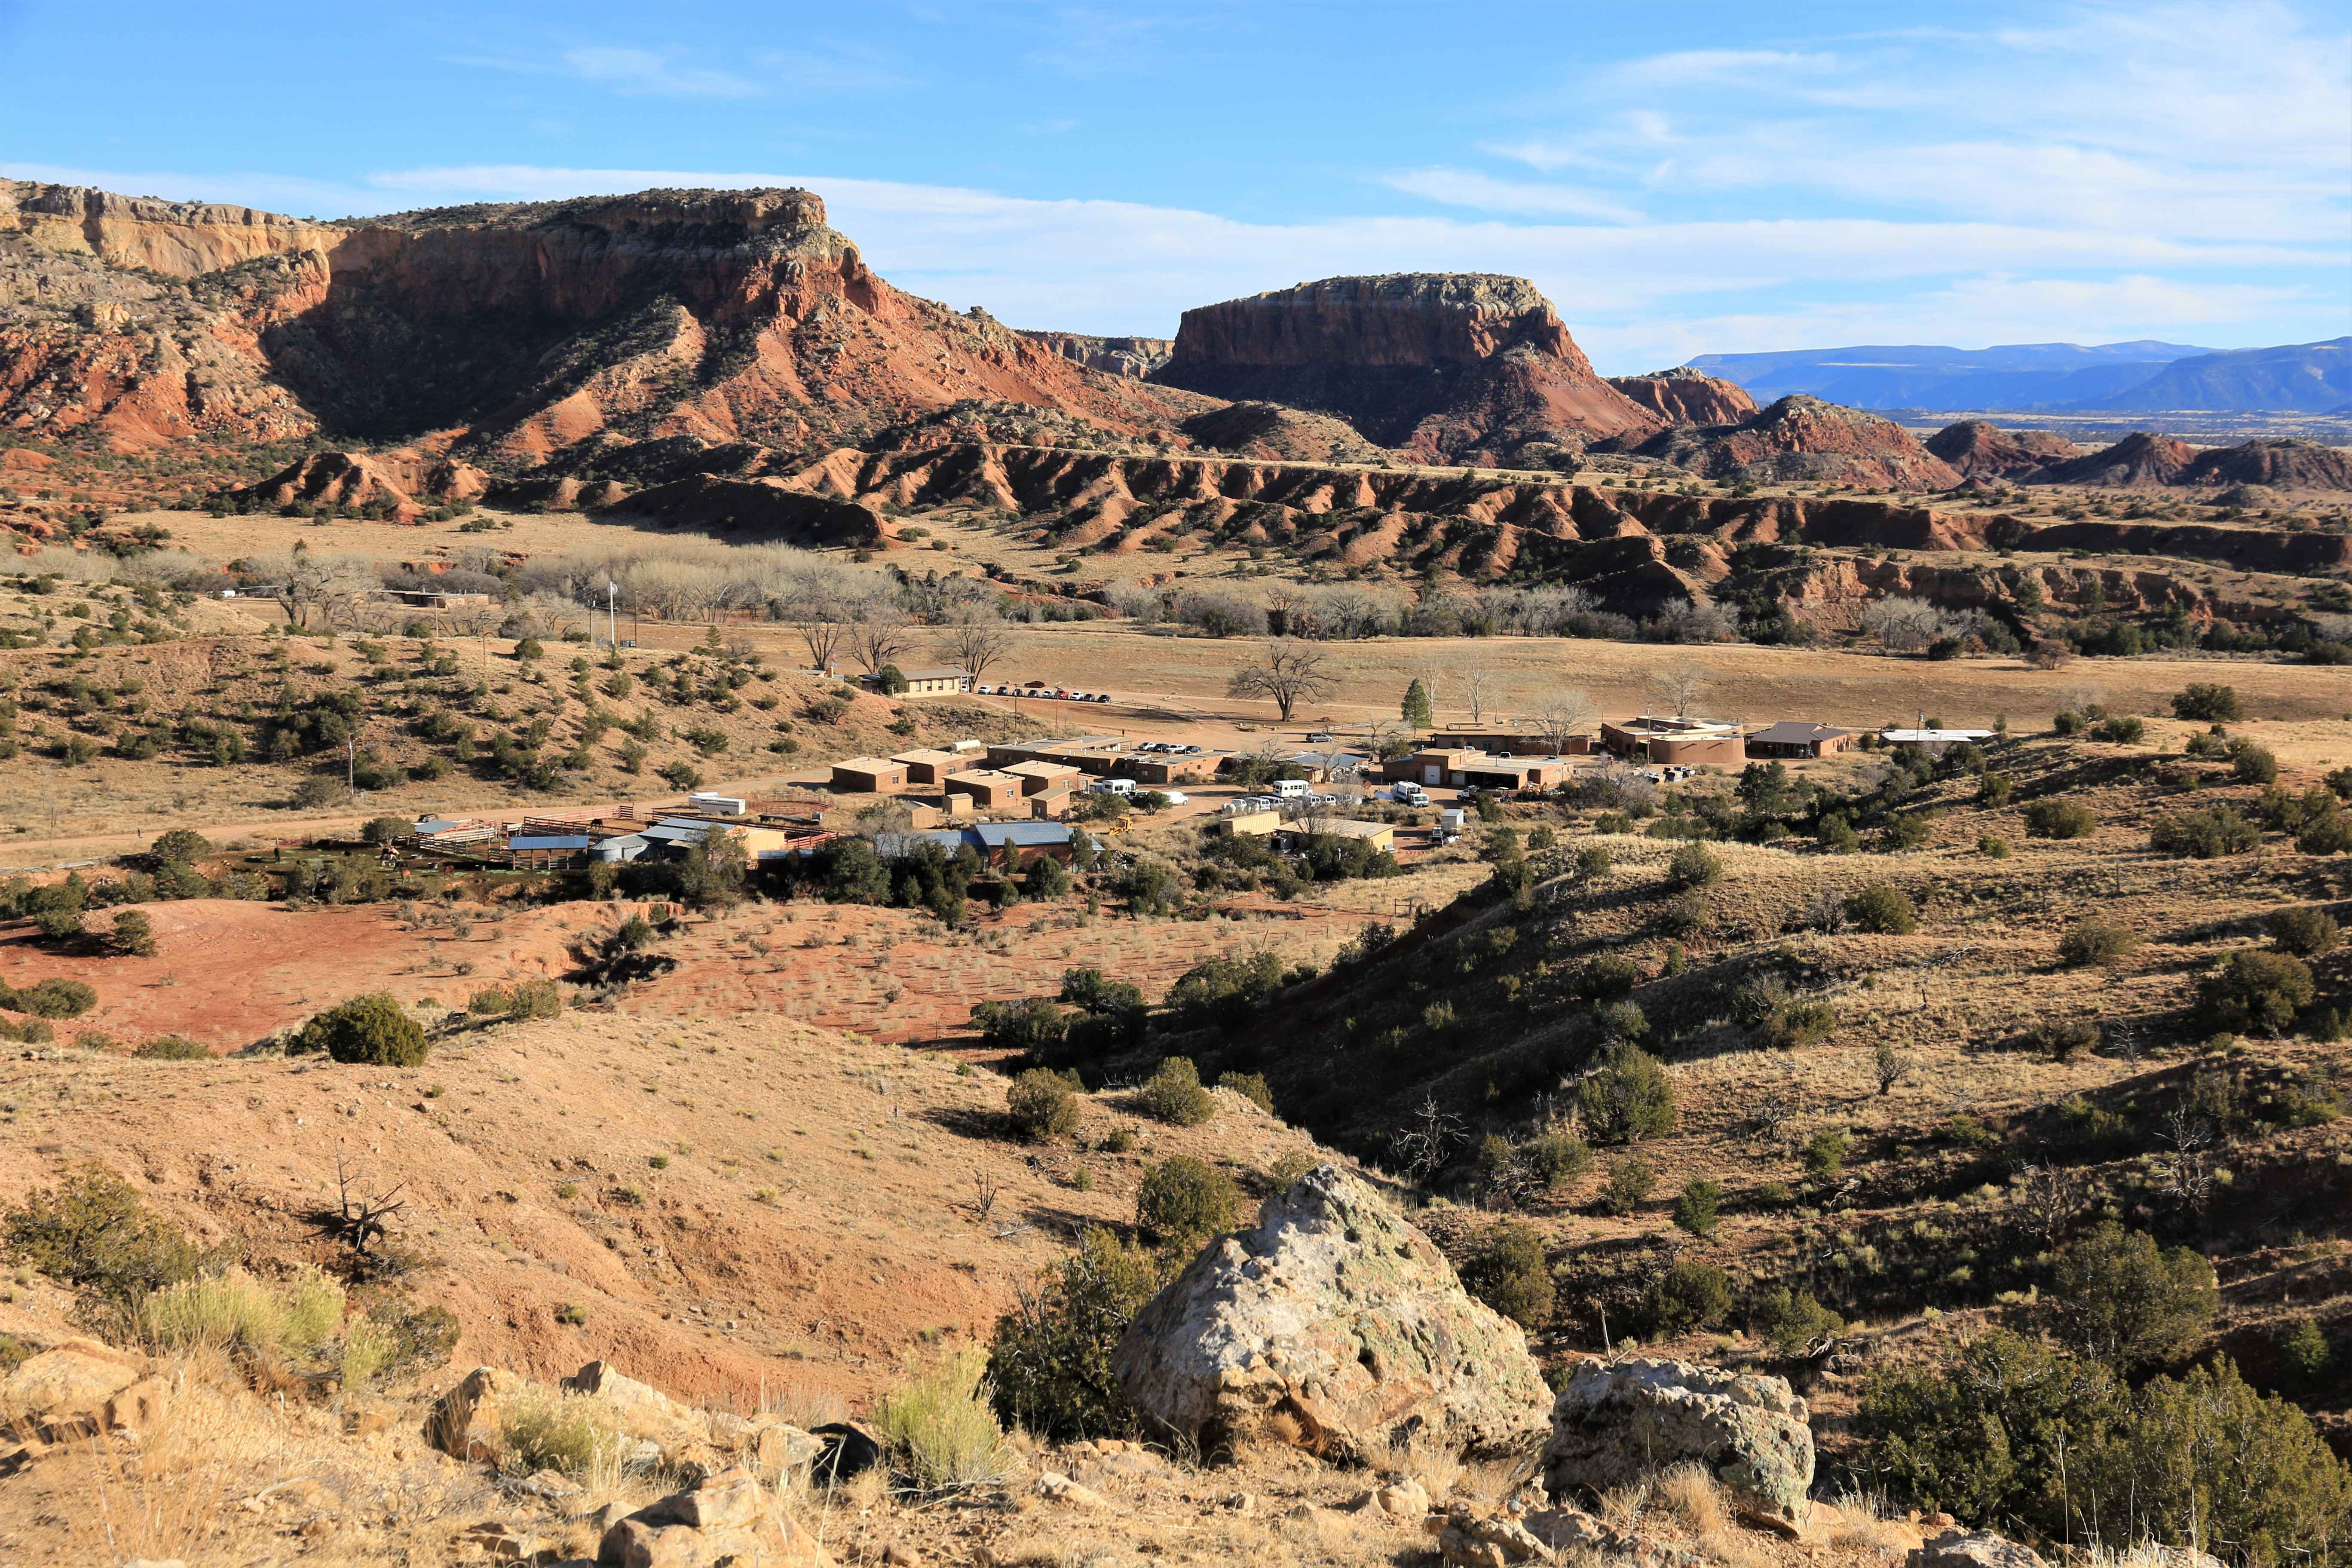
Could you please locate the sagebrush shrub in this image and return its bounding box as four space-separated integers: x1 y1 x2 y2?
3 1164 200 1304
1845 884 1917 934
2025 799 2097 839
2058 918 2139 967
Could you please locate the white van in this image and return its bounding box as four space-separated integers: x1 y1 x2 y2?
1272 778 1311 800
1091 777 1136 796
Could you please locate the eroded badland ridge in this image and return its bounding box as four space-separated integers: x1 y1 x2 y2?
0 175 2346 1568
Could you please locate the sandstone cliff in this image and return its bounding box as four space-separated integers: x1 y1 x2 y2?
1617 395 1963 490
1152 273 1662 464
1018 330 1173 379
1606 366 1758 426
0 181 1204 458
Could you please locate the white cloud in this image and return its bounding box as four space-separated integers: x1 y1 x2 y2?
555 46 759 98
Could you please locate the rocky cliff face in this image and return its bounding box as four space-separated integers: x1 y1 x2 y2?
1018 331 1173 379
0 181 1203 458
1154 273 1662 464
1620 395 1963 490
1606 366 1759 426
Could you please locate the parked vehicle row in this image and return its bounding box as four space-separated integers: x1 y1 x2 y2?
974 682 1114 704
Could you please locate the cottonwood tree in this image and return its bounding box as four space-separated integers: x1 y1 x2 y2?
847 603 915 676
1651 660 1708 719
1463 667 1491 725
1227 640 1334 723
938 610 1014 686
1534 687 1597 754
256 548 354 630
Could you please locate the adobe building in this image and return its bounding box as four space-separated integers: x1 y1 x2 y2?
945 769 1028 812
830 756 910 793
898 668 971 695
891 748 961 787
1598 717 1746 767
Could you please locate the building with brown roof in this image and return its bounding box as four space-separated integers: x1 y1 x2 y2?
891 749 961 787
1599 717 1746 766
1745 722 1856 759
945 769 1028 812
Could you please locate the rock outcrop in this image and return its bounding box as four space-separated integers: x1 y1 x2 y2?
1923 420 2082 481
0 1336 164 1444
1112 1165 1553 1462
1153 274 1662 463
1020 331 1174 379
2179 437 2352 492
1907 1530 2049 1568
1607 367 1759 427
2038 431 2196 488
1 180 1205 456
1541 1358 1815 1524
1617 395 1962 490
597 1465 832 1567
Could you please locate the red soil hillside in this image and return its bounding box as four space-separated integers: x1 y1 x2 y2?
1616 395 1963 490
1152 273 1663 465
1923 419 2082 481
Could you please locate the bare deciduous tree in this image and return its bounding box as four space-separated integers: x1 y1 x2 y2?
937 610 1014 686
254 548 353 630
1462 666 1491 725
1226 639 1336 723
1651 660 1708 719
1534 687 1597 755
847 604 914 676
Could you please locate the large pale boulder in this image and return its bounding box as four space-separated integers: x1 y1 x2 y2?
597 1465 831 1568
1112 1165 1552 1461
1542 1358 1814 1523
1908 1531 2049 1568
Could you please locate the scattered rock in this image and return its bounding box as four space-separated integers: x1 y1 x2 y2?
1438 1508 1557 1566
1374 1477 1431 1519
426 1366 538 1464
1283 1502 1357 1546
1543 1358 1814 1523
1908 1531 2049 1568
882 1545 924 1567
0 1337 145 1440
1115 1165 1553 1462
597 1465 830 1568
1034 1471 1112 1510
743 1418 824 1478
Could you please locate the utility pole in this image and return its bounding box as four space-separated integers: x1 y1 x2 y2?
606 581 618 649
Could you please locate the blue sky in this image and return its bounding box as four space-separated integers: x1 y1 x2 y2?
3 0 2346 372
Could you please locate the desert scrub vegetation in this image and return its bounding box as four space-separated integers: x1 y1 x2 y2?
137 1265 344 1355
1134 1055 1216 1126
4 1163 202 1307
2024 798 2097 839
987 1228 1164 1440
290 991 429 1065
873 1348 1011 1493
1134 1155 1238 1254
1860 1332 2351 1563
1575 1044 1675 1143
2058 917 2141 967
1458 1219 1553 1328
1005 1067 1080 1142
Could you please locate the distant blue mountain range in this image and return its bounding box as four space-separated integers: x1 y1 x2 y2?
1687 337 2352 414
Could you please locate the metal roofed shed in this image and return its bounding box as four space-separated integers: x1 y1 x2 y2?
592 833 650 863
1746 722 1857 759
508 835 591 851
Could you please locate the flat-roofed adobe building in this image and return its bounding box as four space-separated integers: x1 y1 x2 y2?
830 756 909 793
898 668 971 695
1599 717 1746 767
891 749 961 787
945 769 1027 812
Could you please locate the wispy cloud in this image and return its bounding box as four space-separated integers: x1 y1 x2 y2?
1381 168 1645 225
555 46 759 98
